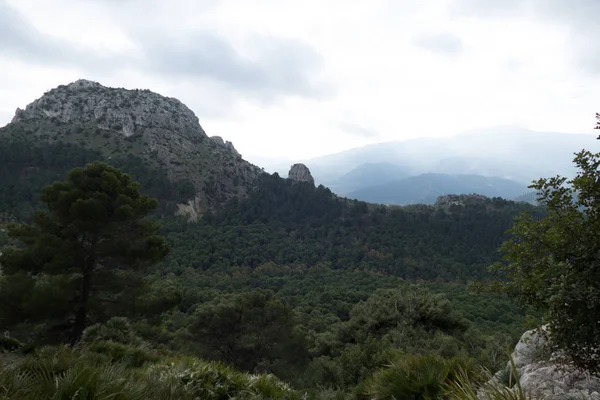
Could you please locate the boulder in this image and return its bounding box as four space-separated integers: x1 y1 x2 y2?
482 328 600 399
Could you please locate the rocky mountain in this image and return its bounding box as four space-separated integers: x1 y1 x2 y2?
287 163 314 185
347 173 528 206
0 79 263 220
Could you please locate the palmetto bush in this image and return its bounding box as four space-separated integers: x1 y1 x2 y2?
355 353 477 400
0 352 150 400
0 344 529 400
354 352 531 400
445 357 530 400
0 345 295 400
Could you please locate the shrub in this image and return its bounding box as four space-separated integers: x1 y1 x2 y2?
0 347 298 400
357 353 477 400
82 317 145 346
444 363 529 400
0 336 22 352
144 356 294 400
88 341 159 368
0 357 149 400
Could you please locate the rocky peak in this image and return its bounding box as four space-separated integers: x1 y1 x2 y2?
288 163 314 185
210 136 241 158
11 79 206 139
7 79 264 222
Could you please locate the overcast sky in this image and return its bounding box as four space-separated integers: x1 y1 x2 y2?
1 0 599 160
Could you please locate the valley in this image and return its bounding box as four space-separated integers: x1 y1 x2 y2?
0 80 594 399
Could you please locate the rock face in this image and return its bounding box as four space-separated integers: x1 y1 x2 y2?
484 329 600 399
12 79 203 138
288 163 314 185
210 136 241 157
6 79 263 220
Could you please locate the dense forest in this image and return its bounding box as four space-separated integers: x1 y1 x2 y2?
1 122 569 399
162 173 542 281
0 124 196 220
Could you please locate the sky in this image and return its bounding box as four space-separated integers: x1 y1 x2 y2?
1 0 599 161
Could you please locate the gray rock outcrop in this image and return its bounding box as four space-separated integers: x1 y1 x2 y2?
482 328 600 399
210 136 241 158
12 79 205 139
288 163 314 185
9 79 263 221
435 194 489 206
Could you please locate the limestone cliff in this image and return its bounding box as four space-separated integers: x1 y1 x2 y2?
210 136 242 158
288 163 315 185
5 79 263 220
12 79 203 138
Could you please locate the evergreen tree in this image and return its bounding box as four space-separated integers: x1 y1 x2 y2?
0 162 170 344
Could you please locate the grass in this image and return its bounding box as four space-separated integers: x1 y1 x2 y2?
445 356 530 400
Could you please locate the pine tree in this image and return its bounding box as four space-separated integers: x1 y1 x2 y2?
0 162 170 344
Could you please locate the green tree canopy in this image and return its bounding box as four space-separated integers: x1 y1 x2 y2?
187 289 309 378
490 149 600 373
0 162 170 344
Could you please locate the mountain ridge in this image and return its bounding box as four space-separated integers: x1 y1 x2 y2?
266 129 594 186
347 173 528 205
329 162 410 195
1 79 264 220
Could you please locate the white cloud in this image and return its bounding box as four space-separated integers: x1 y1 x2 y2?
0 0 598 160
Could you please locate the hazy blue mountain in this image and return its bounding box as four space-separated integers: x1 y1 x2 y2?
347 173 528 205
281 128 594 186
328 162 411 195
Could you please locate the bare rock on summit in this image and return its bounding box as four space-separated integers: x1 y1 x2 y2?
6 78 263 221
12 79 204 138
288 163 314 185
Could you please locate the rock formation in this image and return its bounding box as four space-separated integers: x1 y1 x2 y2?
210 136 241 158
434 193 489 206
7 79 263 220
12 79 204 138
288 163 315 185
483 329 600 399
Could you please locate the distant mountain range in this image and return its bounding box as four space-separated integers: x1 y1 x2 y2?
328 162 410 195
346 173 530 205
260 127 594 204
267 127 594 185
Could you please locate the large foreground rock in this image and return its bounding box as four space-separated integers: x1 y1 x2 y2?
483 329 600 399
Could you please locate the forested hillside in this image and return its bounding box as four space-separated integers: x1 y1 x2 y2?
0 81 552 399
0 125 198 219
346 173 528 206
163 173 542 281
0 152 540 393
